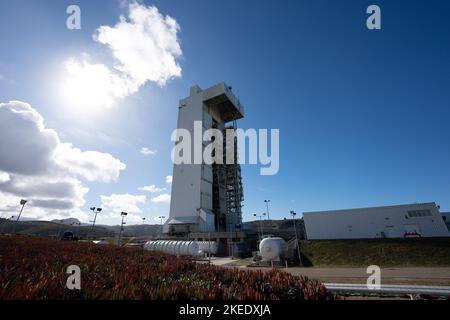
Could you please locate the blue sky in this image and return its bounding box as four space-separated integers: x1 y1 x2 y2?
0 0 449 225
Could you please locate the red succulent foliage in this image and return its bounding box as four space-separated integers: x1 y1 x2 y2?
0 235 334 300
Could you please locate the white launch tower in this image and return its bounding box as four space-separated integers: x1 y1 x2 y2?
164 83 244 235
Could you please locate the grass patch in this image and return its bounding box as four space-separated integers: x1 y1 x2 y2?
300 238 450 267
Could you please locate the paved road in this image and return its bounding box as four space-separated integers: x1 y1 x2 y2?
284 267 450 285
207 258 450 285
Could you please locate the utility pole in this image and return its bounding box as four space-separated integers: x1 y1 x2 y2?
89 207 102 240
16 199 27 222
290 210 302 266
264 200 271 220
90 207 102 234
254 213 266 240
12 200 27 234
118 212 128 246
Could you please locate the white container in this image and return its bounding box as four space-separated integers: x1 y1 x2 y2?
144 240 200 256
175 241 183 255
169 241 177 255
197 241 218 255
187 241 200 256
259 237 288 261
166 241 172 254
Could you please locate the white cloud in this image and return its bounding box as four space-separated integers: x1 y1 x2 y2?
153 215 167 223
0 101 59 176
55 143 126 183
62 56 135 109
95 2 182 87
140 147 157 156
166 175 172 184
101 193 146 214
1 174 88 208
0 191 89 222
0 192 21 213
0 171 10 183
0 101 126 221
138 185 165 193
62 3 182 108
122 213 145 224
151 193 170 204
99 193 147 225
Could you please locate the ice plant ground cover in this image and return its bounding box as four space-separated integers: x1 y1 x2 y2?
0 235 333 300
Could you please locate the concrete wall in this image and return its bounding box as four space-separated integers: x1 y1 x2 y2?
303 203 450 240
166 86 209 233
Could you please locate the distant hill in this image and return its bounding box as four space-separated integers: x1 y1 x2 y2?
1 217 300 240
51 218 90 226
0 218 162 239
102 224 163 238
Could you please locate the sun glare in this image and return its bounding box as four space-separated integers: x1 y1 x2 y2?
60 58 124 113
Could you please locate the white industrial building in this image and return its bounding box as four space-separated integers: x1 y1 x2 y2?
303 202 450 240
164 83 244 235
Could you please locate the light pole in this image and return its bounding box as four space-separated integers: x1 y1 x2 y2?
290 210 302 266
90 207 102 231
142 217 146 225
254 213 266 240
264 200 271 220
16 199 27 222
158 215 165 225
118 212 128 246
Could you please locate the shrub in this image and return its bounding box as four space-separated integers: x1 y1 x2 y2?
0 235 333 300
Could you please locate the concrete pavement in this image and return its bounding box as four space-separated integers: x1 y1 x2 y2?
207 257 450 286
285 267 450 286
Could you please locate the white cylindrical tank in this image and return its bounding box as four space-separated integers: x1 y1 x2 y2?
178 241 187 256
187 241 199 256
144 240 200 257
259 237 288 261
161 241 168 252
168 241 174 253
197 241 218 255
174 241 182 256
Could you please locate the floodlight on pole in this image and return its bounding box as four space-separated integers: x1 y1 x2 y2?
290 210 302 266
118 212 128 246
254 213 265 239
89 207 102 233
264 200 271 220
16 199 27 222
